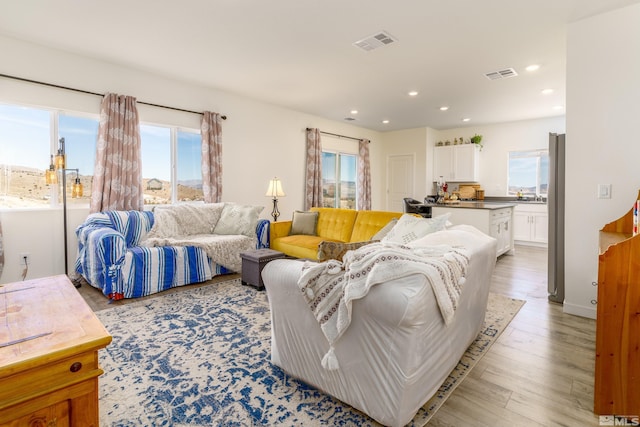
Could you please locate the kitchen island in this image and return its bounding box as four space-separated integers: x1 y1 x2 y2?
430 201 516 256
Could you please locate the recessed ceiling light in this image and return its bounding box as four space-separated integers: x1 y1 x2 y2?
553 105 564 110
541 89 554 95
439 106 449 111
350 110 358 114
526 64 540 72
382 120 390 124
462 118 471 122
408 91 419 97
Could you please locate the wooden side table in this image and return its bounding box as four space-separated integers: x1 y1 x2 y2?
240 249 286 290
0 275 112 427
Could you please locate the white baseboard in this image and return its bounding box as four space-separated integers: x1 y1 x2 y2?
563 302 596 319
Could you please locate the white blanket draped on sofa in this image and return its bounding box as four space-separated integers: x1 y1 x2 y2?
298 241 469 370
141 203 257 272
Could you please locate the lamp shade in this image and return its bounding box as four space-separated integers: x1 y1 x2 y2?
265 178 285 198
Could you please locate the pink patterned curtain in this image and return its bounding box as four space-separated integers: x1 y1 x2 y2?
90 93 143 213
357 139 371 210
201 112 223 203
305 128 322 210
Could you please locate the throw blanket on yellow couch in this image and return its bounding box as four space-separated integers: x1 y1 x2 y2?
297 241 469 370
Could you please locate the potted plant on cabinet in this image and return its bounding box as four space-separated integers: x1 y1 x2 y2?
470 134 483 150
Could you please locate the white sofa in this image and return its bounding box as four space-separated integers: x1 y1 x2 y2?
261 225 497 427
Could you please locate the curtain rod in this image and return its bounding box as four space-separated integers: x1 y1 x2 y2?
0 73 227 120
306 128 367 142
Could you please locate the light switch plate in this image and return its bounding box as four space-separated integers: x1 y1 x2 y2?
597 184 612 199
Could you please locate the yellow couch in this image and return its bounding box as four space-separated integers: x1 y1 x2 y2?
270 207 405 260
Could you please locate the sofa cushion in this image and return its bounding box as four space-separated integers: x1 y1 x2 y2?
311 207 358 242
148 203 225 238
214 203 264 237
350 210 404 242
382 213 451 244
290 210 318 236
317 240 377 262
272 235 341 260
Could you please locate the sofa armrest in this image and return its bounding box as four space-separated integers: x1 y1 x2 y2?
256 219 271 249
270 220 292 242
75 217 128 295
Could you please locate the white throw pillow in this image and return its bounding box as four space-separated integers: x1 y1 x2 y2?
213 203 265 237
382 213 451 245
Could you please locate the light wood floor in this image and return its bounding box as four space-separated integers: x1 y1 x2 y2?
429 245 599 427
78 245 600 426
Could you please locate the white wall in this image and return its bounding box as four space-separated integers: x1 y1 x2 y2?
432 117 566 196
0 35 383 283
564 3 640 318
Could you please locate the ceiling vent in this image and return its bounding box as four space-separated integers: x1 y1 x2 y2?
353 31 397 52
484 68 518 80
344 117 356 121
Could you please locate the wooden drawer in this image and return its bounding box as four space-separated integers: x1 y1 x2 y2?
0 352 99 408
3 400 70 427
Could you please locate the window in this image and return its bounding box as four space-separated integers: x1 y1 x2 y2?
321 151 357 209
141 125 171 205
140 124 202 205
176 130 203 202
59 114 99 205
0 101 202 208
0 104 51 208
508 150 549 196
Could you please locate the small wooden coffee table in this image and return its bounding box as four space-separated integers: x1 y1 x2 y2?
0 275 112 426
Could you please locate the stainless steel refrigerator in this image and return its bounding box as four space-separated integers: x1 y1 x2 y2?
548 133 565 304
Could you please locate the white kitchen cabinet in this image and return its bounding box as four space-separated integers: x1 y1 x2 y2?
513 203 548 246
432 204 514 257
433 144 479 182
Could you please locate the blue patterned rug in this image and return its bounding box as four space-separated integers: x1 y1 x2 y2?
96 278 524 426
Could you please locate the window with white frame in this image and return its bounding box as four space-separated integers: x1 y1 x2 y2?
140 124 203 205
0 102 203 208
507 149 549 197
321 150 357 209
0 104 99 208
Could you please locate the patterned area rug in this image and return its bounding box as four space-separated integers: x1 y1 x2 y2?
96 278 524 426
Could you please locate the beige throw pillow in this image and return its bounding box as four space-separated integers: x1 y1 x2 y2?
371 218 398 241
213 203 264 237
290 210 319 236
317 240 376 262
382 213 451 245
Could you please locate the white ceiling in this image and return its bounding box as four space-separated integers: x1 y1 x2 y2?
1 0 638 131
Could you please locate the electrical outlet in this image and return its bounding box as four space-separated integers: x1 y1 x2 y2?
19 253 31 265
597 184 612 199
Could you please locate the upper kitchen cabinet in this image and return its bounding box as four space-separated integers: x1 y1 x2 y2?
433 144 479 182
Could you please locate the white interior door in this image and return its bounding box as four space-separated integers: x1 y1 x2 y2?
387 154 414 212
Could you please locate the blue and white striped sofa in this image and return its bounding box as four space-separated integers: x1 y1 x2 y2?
75 209 269 300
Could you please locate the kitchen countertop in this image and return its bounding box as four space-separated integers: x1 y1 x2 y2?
427 201 517 210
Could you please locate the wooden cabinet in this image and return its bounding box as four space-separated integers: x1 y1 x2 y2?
0 275 112 427
594 191 640 416
432 205 514 257
513 204 548 245
433 144 479 182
